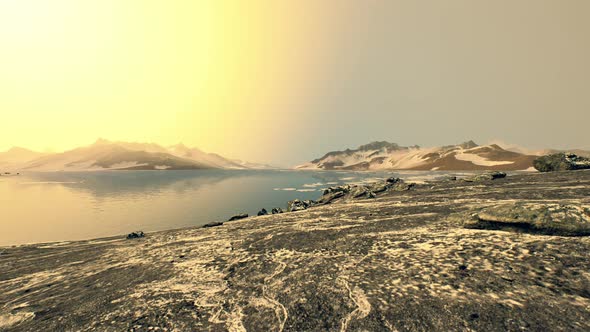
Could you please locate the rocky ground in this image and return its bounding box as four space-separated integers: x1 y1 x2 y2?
1 170 590 331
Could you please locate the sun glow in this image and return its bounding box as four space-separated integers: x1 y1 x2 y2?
0 0 336 161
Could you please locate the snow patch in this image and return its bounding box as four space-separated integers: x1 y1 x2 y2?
454 153 514 166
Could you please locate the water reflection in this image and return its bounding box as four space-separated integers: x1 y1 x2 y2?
0 169 465 246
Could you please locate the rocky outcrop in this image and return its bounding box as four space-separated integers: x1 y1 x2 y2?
533 153 590 172
318 178 414 205
126 231 145 239
271 208 284 214
2 171 590 331
460 203 590 236
462 171 506 182
257 208 268 216
227 213 248 221
287 199 317 212
202 222 224 228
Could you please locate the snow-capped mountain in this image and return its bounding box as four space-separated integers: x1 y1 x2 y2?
0 139 275 171
295 141 539 171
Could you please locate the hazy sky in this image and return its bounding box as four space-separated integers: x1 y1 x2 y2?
1 0 588 166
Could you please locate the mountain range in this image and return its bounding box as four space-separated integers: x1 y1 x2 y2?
296 141 590 171
0 139 275 172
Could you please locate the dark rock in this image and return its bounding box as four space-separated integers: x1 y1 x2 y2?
463 171 506 182
351 186 370 198
287 199 307 212
322 185 351 196
202 222 224 228
126 231 145 239
533 153 590 172
302 200 317 208
257 208 268 216
370 181 390 193
271 208 284 214
385 177 402 184
318 190 346 204
228 213 248 221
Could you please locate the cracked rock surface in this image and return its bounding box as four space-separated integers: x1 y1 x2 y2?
1 170 590 331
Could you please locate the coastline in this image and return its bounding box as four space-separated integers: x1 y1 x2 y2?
1 170 589 331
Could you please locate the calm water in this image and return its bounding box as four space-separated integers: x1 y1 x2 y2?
0 169 468 246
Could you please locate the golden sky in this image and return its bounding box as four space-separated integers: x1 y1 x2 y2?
0 1 339 159
1 1 589 165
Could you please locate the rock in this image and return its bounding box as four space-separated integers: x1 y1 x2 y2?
287 199 307 212
463 171 506 182
462 203 590 236
318 190 346 204
533 153 590 172
367 191 376 199
126 231 145 239
202 222 224 228
257 208 268 216
228 213 248 221
370 181 390 193
322 185 351 196
302 200 317 208
271 208 284 214
385 177 402 184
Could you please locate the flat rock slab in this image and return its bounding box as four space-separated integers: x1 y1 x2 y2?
462 203 590 236
1 170 590 331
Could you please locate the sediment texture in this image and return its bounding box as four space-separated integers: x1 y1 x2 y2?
1 171 590 331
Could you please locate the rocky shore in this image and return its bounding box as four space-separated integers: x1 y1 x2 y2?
1 170 590 331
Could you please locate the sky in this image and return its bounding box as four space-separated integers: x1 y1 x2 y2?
1 0 589 166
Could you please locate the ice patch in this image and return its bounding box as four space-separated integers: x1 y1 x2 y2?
302 182 324 188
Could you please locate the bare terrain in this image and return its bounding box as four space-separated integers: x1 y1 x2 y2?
1 170 590 331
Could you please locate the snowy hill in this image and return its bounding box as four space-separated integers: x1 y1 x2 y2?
296 141 539 171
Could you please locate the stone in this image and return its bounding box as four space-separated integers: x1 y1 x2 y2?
228 213 248 221
287 199 307 212
463 171 506 182
462 203 590 236
257 208 268 216
533 153 590 172
202 222 224 228
271 208 284 214
126 231 145 239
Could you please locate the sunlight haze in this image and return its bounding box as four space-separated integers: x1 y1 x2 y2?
1 0 588 166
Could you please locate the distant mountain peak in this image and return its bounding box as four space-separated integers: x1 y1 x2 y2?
358 141 403 152
459 140 478 149
93 138 111 146
7 146 34 153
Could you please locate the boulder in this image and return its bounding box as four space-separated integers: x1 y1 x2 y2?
228 213 248 221
318 190 347 204
302 200 317 208
287 199 307 212
462 203 590 236
257 208 268 216
533 153 590 172
322 185 351 196
463 171 506 182
318 179 413 204
271 208 284 214
202 222 224 228
126 231 145 239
